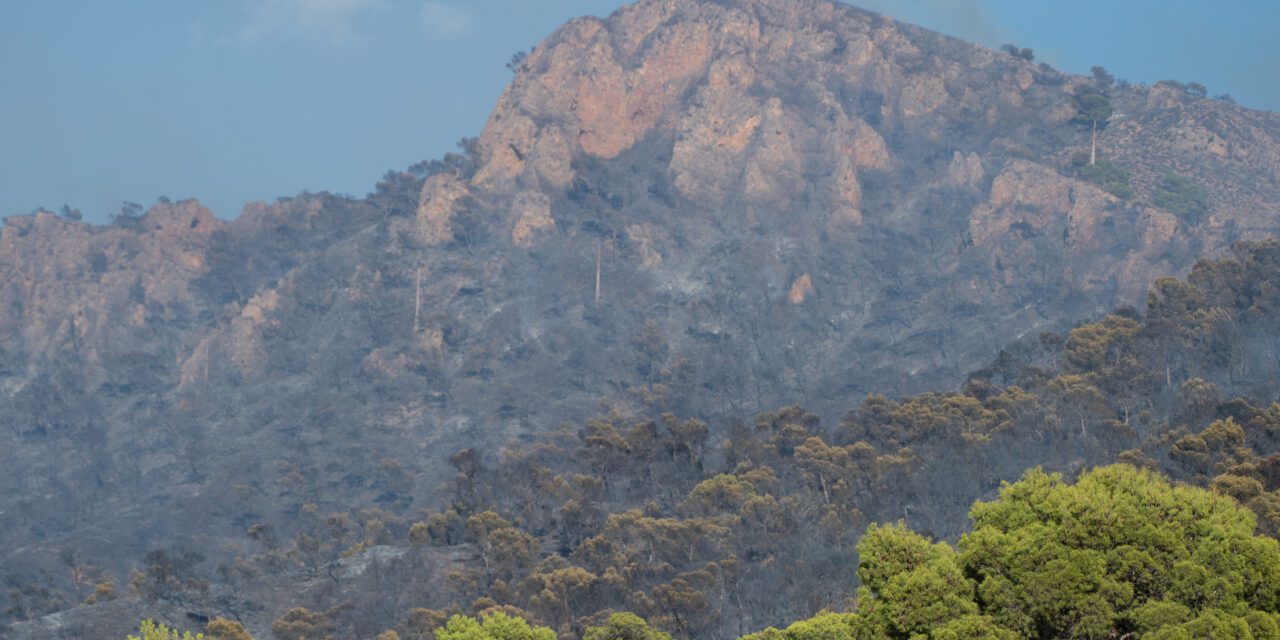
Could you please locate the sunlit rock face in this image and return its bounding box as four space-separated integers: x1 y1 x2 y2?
448 0 1280 397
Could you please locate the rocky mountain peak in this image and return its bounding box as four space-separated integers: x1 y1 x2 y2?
428 0 1280 269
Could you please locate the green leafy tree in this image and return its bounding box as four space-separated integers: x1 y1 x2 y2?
584 612 673 640
738 611 860 640
435 612 555 640
959 465 1280 639
127 619 204 640
854 523 984 638
744 465 1280 640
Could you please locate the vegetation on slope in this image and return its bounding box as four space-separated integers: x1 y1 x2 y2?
126 465 1280 639
79 240 1280 640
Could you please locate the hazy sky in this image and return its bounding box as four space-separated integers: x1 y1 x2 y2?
3 0 1277 222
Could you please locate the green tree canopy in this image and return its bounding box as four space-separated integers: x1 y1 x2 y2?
960 465 1280 638
742 465 1280 640
127 619 204 640
584 612 673 640
1074 89 1114 125
435 612 556 640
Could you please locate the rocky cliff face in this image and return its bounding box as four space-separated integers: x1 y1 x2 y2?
403 0 1280 401
5 0 1280 634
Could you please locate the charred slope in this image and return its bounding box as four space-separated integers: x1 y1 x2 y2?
12 241 1280 640
3 0 1280 630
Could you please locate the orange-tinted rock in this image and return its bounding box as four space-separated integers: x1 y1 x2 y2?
510 190 555 247
417 173 469 246
787 273 814 304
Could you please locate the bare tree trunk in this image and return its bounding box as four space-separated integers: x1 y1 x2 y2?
1090 119 1098 166
413 265 422 334
594 239 602 306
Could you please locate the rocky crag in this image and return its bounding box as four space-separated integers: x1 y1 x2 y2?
5 0 1280 634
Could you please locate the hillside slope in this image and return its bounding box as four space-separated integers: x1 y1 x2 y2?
4 0 1280 633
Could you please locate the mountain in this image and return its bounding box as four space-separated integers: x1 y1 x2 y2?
5 0 1280 636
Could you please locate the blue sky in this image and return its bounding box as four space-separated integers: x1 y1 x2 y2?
2 0 1277 222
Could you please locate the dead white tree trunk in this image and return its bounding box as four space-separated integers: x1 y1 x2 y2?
413 265 422 334
1090 119 1098 165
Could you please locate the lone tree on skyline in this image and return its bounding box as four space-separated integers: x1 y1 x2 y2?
1074 86 1114 166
